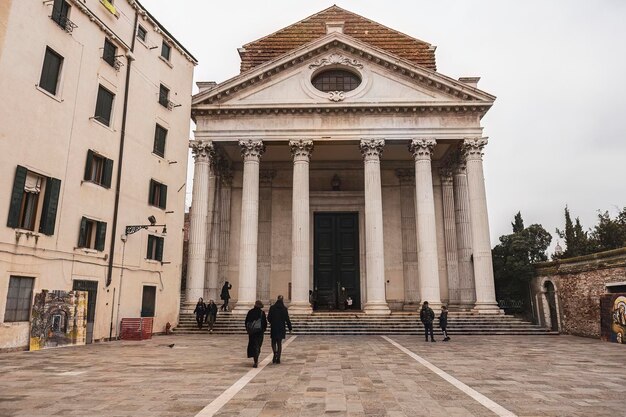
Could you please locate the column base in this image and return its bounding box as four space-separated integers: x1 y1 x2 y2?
472 302 504 314
288 302 312 315
231 301 254 315
448 303 475 312
363 302 391 315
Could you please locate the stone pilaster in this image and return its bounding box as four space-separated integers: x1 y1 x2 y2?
186 140 215 307
289 140 314 314
409 139 441 310
453 156 476 308
440 165 460 307
233 139 265 314
462 138 501 313
396 169 420 309
360 139 390 315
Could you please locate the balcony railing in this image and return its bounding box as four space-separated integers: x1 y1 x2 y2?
159 95 179 110
103 54 124 72
50 10 77 33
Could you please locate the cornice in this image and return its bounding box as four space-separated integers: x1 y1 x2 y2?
192 32 495 108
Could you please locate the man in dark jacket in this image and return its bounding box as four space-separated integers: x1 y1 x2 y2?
193 298 206 329
420 301 436 342
439 305 450 342
267 295 292 364
205 300 218 333
220 281 232 311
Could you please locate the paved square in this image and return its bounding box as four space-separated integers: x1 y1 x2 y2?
0 334 623 416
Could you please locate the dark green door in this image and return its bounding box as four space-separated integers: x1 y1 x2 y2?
314 213 360 310
72 280 98 344
141 286 156 317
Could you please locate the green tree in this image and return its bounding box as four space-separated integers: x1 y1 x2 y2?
589 208 626 251
555 206 594 258
492 212 552 315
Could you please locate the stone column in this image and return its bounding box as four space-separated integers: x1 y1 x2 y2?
289 140 314 314
453 156 475 308
440 166 460 307
205 156 223 302
462 138 500 313
218 165 233 288
409 139 441 310
186 141 215 305
257 170 275 305
360 139 390 315
396 169 419 309
232 139 265 314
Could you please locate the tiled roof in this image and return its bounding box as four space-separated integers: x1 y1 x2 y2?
239 5 436 73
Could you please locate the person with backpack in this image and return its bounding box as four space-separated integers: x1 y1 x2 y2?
420 301 436 342
267 295 292 364
245 300 267 368
193 298 206 329
439 305 450 342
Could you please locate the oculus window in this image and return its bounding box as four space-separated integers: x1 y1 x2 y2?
312 69 361 92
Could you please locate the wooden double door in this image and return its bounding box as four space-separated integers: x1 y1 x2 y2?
313 213 361 310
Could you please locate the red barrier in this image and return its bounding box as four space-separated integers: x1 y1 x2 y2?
120 318 154 340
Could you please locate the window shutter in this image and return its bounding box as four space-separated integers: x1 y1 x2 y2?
84 150 94 181
39 177 61 235
78 217 88 247
95 221 107 251
156 237 164 262
148 180 155 205
160 183 167 209
7 166 27 228
146 235 154 259
102 158 113 188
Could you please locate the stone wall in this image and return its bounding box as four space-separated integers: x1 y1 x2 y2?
533 247 626 338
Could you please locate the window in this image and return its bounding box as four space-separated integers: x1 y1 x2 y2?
84 150 113 188
102 38 117 68
148 180 167 209
146 235 164 261
153 124 167 157
7 166 61 235
4 276 34 322
51 0 72 32
77 217 107 251
161 41 171 61
94 85 114 126
39 47 63 95
312 69 361 92
137 25 147 42
141 285 156 317
158 84 170 108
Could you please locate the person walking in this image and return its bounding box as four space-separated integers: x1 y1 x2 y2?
220 281 232 312
267 295 292 364
420 301 436 342
193 298 206 329
439 305 450 342
245 300 267 368
205 299 218 333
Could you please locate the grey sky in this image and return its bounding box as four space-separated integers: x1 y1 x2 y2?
142 0 626 252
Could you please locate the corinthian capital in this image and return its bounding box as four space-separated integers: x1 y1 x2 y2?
461 137 488 161
239 139 265 161
289 140 314 160
409 139 436 161
190 140 215 163
359 139 385 160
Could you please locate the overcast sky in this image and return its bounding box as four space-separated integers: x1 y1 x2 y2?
142 0 626 253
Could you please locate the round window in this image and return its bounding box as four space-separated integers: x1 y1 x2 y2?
312 69 361 93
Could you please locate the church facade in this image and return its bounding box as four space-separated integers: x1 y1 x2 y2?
188 6 500 315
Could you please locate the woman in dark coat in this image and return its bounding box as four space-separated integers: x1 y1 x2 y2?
267 295 292 364
245 300 267 368
220 281 232 311
193 298 206 329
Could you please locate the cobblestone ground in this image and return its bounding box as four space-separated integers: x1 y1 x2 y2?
0 334 624 417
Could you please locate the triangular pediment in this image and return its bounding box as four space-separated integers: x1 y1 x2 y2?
192 32 495 114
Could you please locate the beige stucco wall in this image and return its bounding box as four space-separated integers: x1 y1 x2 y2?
0 0 194 350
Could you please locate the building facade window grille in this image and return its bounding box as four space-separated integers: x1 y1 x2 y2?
161 41 171 61
147 235 164 261
84 150 113 188
77 216 107 251
4 276 35 322
94 85 115 126
137 25 147 42
102 38 120 70
153 124 167 157
312 69 361 92
50 0 76 33
39 47 63 95
148 179 167 209
158 84 170 108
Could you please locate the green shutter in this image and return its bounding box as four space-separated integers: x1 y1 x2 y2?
160 183 167 209
78 217 88 247
156 237 164 262
84 150 94 181
148 180 155 205
95 221 107 251
102 158 113 188
39 177 61 235
7 166 27 228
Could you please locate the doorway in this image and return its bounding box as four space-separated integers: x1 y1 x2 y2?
141 285 156 317
544 281 559 331
313 212 360 310
72 280 98 344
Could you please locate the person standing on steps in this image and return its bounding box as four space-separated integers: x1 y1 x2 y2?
267 295 292 364
245 300 267 368
420 301 436 342
193 298 206 329
439 305 450 342
220 281 232 311
205 299 218 333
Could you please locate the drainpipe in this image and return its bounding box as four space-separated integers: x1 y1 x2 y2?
106 9 138 286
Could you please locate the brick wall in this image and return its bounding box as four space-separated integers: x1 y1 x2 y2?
532 248 626 338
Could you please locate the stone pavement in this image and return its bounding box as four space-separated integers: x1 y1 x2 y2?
0 334 624 417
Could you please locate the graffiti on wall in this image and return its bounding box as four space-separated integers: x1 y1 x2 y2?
29 290 88 351
600 293 626 344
